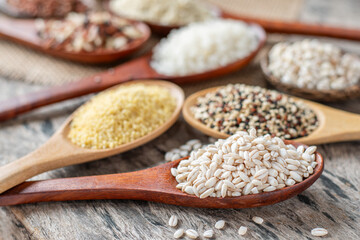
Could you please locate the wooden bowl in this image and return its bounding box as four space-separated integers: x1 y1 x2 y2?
260 49 360 102
0 16 151 64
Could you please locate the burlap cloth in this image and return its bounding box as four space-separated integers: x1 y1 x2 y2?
0 0 304 85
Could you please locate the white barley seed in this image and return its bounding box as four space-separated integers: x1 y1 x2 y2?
165 152 173 161
251 187 259 194
311 228 328 237
185 186 195 195
171 153 181 161
238 226 248 236
285 179 296 186
185 229 199 239
171 168 178 177
200 188 215 198
305 146 317 155
203 229 214 238
232 191 241 197
263 186 277 192
174 229 184 239
290 171 303 182
311 162 318 169
205 177 218 188
252 216 264 224
215 220 225 229
168 215 178 227
221 184 228 198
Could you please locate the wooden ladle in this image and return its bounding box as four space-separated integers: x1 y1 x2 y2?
0 141 323 207
183 86 360 145
0 80 184 194
0 14 151 63
0 23 266 122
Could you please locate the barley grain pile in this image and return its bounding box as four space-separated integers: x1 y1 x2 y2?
172 129 318 198
68 84 176 149
268 39 360 90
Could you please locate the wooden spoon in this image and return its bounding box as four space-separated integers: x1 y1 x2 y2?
0 141 324 208
0 23 266 122
0 14 151 64
183 86 360 145
0 80 184 194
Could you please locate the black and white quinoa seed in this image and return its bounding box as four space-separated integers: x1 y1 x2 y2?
191 84 318 139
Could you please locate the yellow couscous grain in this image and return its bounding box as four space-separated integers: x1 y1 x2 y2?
68 83 176 149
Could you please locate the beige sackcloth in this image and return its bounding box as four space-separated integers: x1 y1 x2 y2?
0 0 303 85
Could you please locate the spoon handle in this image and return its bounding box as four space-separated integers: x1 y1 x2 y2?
0 15 39 43
223 12 360 41
298 102 360 145
0 161 177 206
0 55 159 121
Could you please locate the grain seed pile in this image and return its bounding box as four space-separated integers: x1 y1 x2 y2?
268 39 360 90
36 12 143 52
171 128 318 198
191 84 318 139
151 19 259 76
68 84 176 149
109 0 215 26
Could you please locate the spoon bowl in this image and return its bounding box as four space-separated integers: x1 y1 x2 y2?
260 48 360 102
0 80 184 194
0 141 323 208
106 0 222 36
0 22 266 121
183 85 360 145
0 15 151 64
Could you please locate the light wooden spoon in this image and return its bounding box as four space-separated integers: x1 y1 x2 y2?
0 14 151 64
0 141 324 208
183 86 360 145
0 80 184 194
0 23 266 122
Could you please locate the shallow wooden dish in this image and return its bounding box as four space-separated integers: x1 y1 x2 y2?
260 50 360 102
0 15 151 64
183 85 360 145
0 141 323 208
0 80 184 194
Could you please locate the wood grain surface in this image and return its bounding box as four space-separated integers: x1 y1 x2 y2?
1 0 360 239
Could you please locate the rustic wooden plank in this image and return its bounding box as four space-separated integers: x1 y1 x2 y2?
1 0 360 239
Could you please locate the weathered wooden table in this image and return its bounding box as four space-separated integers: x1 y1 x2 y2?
1 1 359 239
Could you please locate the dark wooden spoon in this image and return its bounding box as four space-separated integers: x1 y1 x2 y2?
0 141 324 208
0 23 266 122
0 14 151 63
